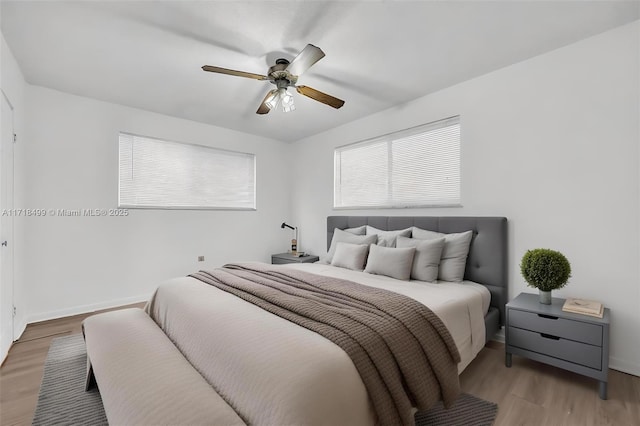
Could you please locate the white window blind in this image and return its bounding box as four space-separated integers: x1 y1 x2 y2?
334 116 460 208
119 133 256 210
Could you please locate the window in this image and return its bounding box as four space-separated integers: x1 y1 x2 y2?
119 133 256 210
334 116 460 209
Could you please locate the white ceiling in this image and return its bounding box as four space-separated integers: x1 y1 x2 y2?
1 1 638 142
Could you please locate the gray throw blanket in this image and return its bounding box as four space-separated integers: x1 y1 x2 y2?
190 263 461 426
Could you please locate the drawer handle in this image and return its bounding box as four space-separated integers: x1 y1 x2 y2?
540 333 560 340
538 314 558 320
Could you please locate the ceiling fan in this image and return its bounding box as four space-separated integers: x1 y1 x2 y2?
202 44 345 114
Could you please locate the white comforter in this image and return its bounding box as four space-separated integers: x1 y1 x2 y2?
147 263 489 426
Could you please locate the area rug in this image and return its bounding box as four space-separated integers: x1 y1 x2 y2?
33 334 498 426
32 334 107 426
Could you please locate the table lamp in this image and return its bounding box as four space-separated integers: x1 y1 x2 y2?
281 222 298 255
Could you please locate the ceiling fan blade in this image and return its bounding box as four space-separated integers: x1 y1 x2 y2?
256 90 277 115
296 86 345 109
202 65 267 80
286 44 325 77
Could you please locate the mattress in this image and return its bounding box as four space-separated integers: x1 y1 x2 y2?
284 263 490 372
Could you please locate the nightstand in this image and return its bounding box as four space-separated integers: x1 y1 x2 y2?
505 292 610 399
271 253 320 264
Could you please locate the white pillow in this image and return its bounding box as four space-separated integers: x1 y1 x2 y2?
331 242 369 271
396 236 445 282
344 225 366 235
365 225 412 247
324 229 378 264
412 227 473 282
364 244 415 281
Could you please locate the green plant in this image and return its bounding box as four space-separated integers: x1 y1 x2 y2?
520 248 571 292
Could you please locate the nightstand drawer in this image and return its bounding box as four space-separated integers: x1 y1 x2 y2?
509 326 602 370
272 257 292 264
509 309 602 346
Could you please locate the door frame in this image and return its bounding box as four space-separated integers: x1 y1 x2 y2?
1 89 15 362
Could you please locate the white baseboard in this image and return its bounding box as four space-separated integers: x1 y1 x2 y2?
26 294 150 326
0 345 8 366
14 317 27 342
2 318 27 365
609 356 640 377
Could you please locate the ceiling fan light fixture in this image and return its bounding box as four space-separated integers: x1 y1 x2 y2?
281 89 295 113
266 87 295 113
264 91 279 110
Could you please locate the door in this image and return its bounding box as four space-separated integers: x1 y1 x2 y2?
0 91 15 362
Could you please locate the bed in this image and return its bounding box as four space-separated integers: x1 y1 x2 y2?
86 215 507 426
325 216 508 341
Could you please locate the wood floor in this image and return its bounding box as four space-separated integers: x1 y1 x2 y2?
463 341 640 425
1 306 638 426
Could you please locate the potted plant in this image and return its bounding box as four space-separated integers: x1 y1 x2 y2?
520 248 571 304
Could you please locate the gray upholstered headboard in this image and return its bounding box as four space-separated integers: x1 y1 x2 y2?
327 216 508 326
